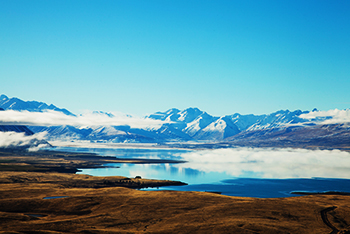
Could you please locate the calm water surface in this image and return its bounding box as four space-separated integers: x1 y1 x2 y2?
54 146 350 198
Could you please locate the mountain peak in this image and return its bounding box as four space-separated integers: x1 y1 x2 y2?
91 111 115 117
0 94 75 116
165 108 180 115
147 108 180 121
0 94 8 101
183 107 201 112
178 107 204 123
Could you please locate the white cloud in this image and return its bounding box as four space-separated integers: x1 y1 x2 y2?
174 147 350 179
49 140 158 149
300 109 350 124
0 131 47 150
0 110 165 128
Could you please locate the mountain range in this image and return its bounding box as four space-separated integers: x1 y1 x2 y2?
1 94 349 149
0 94 74 116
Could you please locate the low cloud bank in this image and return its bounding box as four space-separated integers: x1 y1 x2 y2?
0 110 165 128
1 108 350 129
300 109 350 124
0 131 48 150
175 148 350 179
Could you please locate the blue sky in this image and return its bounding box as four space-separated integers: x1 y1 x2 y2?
1 0 349 116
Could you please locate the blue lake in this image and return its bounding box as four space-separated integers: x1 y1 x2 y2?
53 146 350 198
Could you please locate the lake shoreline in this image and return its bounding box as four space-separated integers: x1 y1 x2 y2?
0 147 186 174
0 148 188 189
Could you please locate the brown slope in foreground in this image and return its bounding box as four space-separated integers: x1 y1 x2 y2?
1 149 350 233
1 177 350 233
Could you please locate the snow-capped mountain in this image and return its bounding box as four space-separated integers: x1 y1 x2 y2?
194 116 240 140
1 94 349 148
0 94 74 116
145 108 311 141
225 113 263 131
245 109 309 131
183 112 219 137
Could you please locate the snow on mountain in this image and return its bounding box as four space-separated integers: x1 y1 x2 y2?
184 112 218 137
226 113 264 131
25 106 317 143
151 124 190 141
177 108 204 123
3 94 348 145
148 107 222 140
28 125 90 141
0 94 74 116
195 116 240 140
87 126 126 138
246 109 309 131
147 108 181 121
147 108 241 141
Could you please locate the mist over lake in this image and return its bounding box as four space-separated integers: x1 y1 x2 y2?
54 146 350 198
